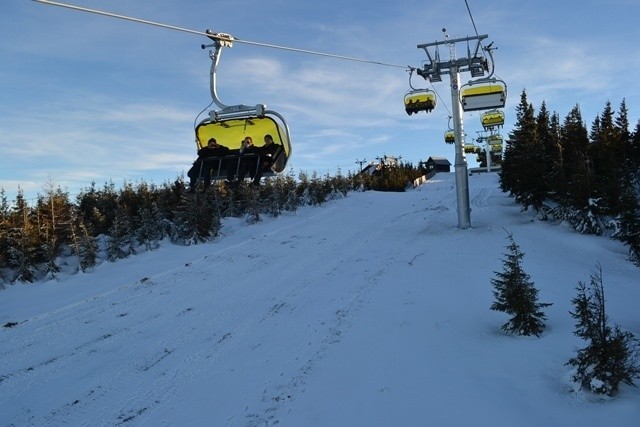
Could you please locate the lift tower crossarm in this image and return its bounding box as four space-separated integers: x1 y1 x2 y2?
417 35 487 75
417 34 487 50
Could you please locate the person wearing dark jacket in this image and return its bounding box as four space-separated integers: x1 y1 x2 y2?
188 138 230 192
251 134 282 185
230 136 260 183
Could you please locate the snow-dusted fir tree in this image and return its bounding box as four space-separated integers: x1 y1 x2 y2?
490 232 552 336
77 221 98 272
107 206 135 261
135 203 164 251
567 263 640 396
172 192 220 245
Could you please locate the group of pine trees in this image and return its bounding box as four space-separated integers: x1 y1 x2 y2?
491 234 639 397
0 163 425 286
496 94 640 396
500 91 640 265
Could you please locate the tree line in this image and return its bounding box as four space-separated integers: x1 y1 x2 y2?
0 164 425 286
500 91 640 265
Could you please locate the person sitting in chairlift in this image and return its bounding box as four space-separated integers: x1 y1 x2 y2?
228 136 260 183
187 138 230 192
251 134 282 186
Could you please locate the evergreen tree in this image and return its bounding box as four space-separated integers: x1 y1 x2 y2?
172 193 217 245
330 167 350 197
547 112 563 201
523 108 564 219
135 203 164 251
630 120 640 170
567 264 640 396
590 101 626 215
296 171 311 205
244 186 262 224
308 171 330 202
6 235 36 283
69 211 99 273
570 197 605 236
222 186 238 218
500 90 538 207
107 206 135 261
78 221 99 271
613 181 640 266
519 101 554 210
0 188 10 276
266 177 285 217
7 189 38 282
37 182 74 280
490 232 552 336
614 99 631 158
589 102 616 176
281 170 299 213
559 105 593 213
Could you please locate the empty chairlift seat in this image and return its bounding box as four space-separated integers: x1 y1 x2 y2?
488 134 503 153
460 79 507 112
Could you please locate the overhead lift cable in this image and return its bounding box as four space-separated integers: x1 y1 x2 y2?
33 0 410 70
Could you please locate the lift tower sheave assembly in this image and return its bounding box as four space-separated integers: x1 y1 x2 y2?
416 33 490 229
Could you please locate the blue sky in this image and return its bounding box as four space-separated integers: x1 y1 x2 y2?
2 0 640 201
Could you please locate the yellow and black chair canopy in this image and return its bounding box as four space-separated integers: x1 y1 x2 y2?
195 115 291 173
444 130 455 144
480 109 505 129
404 89 437 115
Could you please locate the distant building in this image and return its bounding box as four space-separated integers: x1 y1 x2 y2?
424 157 451 173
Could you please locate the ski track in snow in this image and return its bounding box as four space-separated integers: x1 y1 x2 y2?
1 184 461 426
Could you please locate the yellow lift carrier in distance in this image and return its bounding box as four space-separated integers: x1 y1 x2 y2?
480 109 505 130
488 134 503 153
404 89 437 115
444 130 455 144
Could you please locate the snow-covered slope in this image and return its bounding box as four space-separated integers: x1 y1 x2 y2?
1 173 638 426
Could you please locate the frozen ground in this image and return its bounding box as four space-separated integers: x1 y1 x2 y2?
1 172 639 426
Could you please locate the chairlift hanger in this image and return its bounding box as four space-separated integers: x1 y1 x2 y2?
459 45 507 112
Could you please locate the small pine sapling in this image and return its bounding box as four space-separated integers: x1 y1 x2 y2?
490 232 552 336
566 263 640 396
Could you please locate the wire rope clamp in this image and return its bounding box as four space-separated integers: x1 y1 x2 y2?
205 29 234 48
